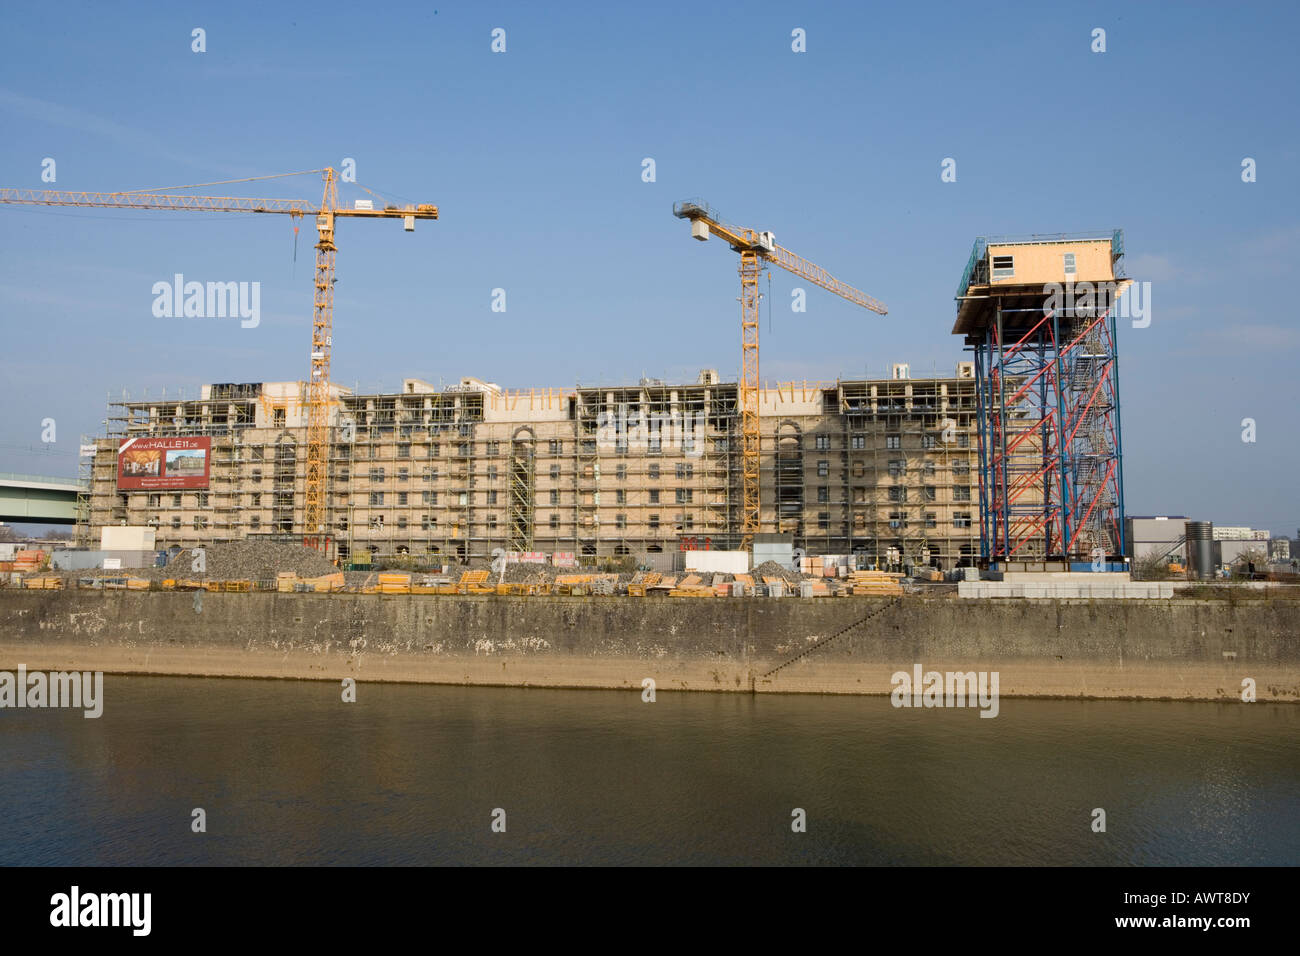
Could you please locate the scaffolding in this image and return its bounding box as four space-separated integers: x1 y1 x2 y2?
810 373 978 567
90 371 981 565
508 428 536 551
74 433 93 547
568 378 740 557
773 421 804 536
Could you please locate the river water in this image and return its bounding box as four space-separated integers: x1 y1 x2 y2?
0 676 1296 865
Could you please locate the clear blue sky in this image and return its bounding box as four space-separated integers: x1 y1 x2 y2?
1 1 1296 535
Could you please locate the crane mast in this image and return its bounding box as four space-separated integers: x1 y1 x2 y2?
673 199 887 549
305 168 340 548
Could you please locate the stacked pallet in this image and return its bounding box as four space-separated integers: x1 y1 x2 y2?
378 572 412 594
848 570 904 596
645 574 679 596
13 550 45 574
22 574 62 590
668 584 714 598
553 573 593 594
490 578 547 595
314 572 346 592
627 572 662 597
668 573 713 597
458 570 495 594
276 571 298 593
553 573 621 595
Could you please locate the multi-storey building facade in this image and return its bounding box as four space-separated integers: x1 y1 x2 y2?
87 365 982 567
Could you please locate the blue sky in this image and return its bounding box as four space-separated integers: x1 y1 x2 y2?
1 1 1296 535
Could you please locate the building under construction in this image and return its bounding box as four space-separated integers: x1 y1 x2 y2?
86 364 983 567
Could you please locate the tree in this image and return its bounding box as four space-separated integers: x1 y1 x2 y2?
1132 553 1174 581
1235 547 1269 579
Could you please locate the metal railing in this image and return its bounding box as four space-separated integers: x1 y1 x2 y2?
955 238 986 298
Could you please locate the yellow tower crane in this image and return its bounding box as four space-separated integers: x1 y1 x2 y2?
672 199 887 548
0 168 437 552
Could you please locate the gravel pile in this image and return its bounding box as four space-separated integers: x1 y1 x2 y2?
749 559 808 584
163 542 338 580
504 562 566 584
34 541 339 583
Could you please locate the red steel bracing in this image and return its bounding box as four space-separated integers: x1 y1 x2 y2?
999 310 1053 362
1003 406 1057 458
1059 301 1122 556
1006 513 1051 558
1001 314 1058 407
1066 459 1117 553
1063 372 1110 449
978 293 1123 561
987 313 1065 558
987 365 1060 464
1005 370 1048 409
1010 513 1058 554
1006 460 1057 506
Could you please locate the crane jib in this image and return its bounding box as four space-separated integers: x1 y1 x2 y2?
0 172 438 555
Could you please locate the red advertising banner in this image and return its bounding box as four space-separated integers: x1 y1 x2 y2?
117 436 211 490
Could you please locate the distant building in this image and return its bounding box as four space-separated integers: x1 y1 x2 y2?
1218 539 1269 568
1124 516 1188 563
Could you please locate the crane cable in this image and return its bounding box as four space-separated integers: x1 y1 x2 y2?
113 169 327 194
96 168 417 214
